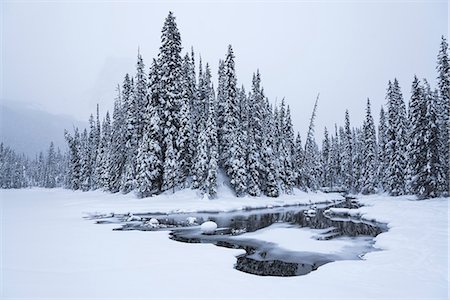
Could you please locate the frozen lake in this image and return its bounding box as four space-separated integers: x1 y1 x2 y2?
1 188 448 299
87 199 387 276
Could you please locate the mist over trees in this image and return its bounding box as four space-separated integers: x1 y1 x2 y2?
2 13 448 200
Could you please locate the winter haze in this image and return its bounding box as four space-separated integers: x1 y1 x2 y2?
1 0 447 155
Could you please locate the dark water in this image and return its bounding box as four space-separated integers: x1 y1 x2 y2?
85 198 387 277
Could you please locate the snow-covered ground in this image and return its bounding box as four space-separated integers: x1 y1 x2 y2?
1 188 448 299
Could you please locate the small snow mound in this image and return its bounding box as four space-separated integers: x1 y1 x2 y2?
200 221 217 234
304 209 317 217
145 218 159 228
186 217 197 225
126 214 141 221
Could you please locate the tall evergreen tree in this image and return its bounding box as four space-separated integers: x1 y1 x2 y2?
159 12 183 192
108 86 126 192
343 110 354 192
294 132 304 189
97 112 112 190
377 107 388 191
321 127 331 188
136 100 163 198
134 49 148 141
205 87 219 197
121 74 138 193
64 128 81 190
45 142 57 188
436 36 449 193
385 79 408 196
303 96 320 190
361 99 378 194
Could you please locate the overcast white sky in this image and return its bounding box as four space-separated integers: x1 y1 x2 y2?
1 0 448 138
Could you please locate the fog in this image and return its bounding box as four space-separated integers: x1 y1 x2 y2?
2 0 447 139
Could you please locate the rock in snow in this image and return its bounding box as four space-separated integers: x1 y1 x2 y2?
200 221 217 234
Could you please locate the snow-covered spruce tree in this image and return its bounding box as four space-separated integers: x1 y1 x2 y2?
352 128 363 192
176 55 194 188
79 129 91 191
385 79 408 196
246 71 265 196
85 114 96 189
159 12 183 193
205 87 219 197
221 45 247 196
64 128 81 190
44 142 57 188
361 98 378 194
192 123 208 191
281 104 296 193
342 110 354 192
90 105 101 189
96 112 112 190
329 125 342 189
121 74 138 193
377 107 388 192
303 96 320 191
321 127 331 189
436 36 449 194
414 81 445 199
136 96 163 198
55 147 66 187
217 59 227 156
187 49 198 175
134 50 147 141
261 98 280 197
108 86 126 192
406 76 426 195
221 45 238 167
294 132 305 189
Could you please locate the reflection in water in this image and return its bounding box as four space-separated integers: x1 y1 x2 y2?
86 199 386 277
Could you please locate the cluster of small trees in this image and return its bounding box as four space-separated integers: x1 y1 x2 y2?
0 142 66 189
63 12 448 200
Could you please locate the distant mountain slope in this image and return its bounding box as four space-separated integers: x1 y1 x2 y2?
0 103 87 157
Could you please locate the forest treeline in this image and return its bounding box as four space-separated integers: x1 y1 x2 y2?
1 12 448 200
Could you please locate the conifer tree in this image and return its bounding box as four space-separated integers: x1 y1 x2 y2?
134 49 147 141
205 88 219 197
294 132 304 189
415 81 444 198
64 128 81 190
159 12 183 192
45 142 57 188
361 98 378 194
321 127 331 188
329 125 341 188
136 101 163 198
108 86 126 192
377 107 388 191
385 79 408 196
436 36 449 193
121 74 138 193
97 112 111 190
79 129 91 191
342 110 354 192
303 95 320 190
260 99 280 197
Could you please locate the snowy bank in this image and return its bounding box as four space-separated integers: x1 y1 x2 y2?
1 189 448 299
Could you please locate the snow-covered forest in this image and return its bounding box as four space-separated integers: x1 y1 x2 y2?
1 12 449 200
